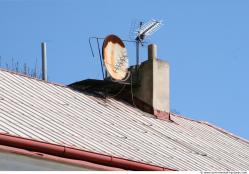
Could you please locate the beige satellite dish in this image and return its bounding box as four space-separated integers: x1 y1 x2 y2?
102 35 128 80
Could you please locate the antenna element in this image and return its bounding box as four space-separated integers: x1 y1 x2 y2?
135 19 163 65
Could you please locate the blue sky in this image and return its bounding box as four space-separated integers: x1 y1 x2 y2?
0 0 249 140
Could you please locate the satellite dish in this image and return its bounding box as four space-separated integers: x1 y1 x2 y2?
102 35 128 80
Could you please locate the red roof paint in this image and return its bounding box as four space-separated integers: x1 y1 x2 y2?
0 133 175 171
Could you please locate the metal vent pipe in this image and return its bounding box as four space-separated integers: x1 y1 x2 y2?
148 44 157 60
41 42 47 81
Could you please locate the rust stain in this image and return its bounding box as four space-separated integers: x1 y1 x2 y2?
102 35 125 49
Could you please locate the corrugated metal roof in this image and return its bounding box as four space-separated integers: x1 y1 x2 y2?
0 69 248 170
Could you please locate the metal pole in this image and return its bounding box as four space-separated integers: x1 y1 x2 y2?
136 40 139 66
96 38 105 80
136 22 143 67
41 42 47 81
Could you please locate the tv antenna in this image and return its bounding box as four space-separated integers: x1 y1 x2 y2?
135 19 163 65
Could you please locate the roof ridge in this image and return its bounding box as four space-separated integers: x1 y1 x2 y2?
201 121 249 145
171 113 249 145
0 67 66 88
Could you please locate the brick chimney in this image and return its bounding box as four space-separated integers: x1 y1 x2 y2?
134 44 170 120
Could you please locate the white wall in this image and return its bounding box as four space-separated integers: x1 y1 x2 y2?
0 151 93 171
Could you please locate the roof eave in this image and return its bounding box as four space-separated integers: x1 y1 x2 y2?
0 144 122 171
0 133 175 171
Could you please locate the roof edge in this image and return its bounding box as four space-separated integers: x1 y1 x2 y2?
0 133 175 171
0 68 66 88
171 113 249 145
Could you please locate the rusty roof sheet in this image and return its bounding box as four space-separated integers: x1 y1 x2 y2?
0 69 248 170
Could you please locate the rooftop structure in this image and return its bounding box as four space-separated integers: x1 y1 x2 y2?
0 67 248 170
